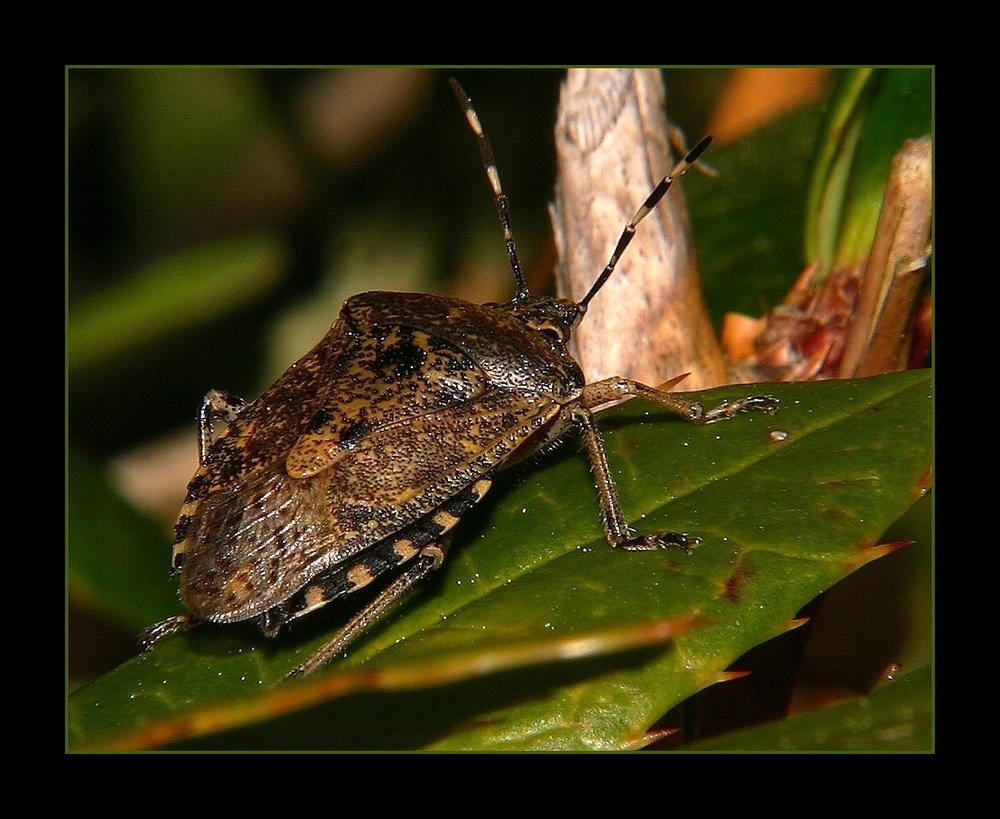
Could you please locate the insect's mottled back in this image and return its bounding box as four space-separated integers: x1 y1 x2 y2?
171 289 589 627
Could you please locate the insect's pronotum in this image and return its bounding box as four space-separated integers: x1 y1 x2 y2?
142 78 776 678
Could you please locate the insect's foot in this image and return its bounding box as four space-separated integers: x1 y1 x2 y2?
620 532 700 554
286 649 339 680
139 614 195 650
743 395 779 414
701 395 778 423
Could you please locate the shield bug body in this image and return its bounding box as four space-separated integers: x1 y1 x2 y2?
143 79 776 677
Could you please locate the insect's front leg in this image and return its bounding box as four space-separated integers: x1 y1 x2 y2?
198 389 246 463
581 377 777 424
572 406 699 554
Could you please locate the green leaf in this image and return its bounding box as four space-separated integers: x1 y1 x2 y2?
68 370 932 750
67 234 286 372
67 448 179 631
689 663 932 751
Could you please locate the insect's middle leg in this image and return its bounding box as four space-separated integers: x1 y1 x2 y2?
573 406 698 553
575 377 776 553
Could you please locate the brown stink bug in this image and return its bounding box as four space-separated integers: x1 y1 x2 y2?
142 78 777 678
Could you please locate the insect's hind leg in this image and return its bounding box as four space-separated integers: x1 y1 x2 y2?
198 389 245 463
285 474 494 677
139 613 199 651
287 544 447 678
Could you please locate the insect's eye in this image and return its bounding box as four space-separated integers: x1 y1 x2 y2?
537 323 567 342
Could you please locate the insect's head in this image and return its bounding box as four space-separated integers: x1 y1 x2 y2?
499 293 584 344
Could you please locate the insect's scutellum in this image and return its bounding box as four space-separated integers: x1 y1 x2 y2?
142 77 775 679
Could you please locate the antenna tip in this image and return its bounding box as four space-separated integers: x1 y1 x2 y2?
449 77 469 105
